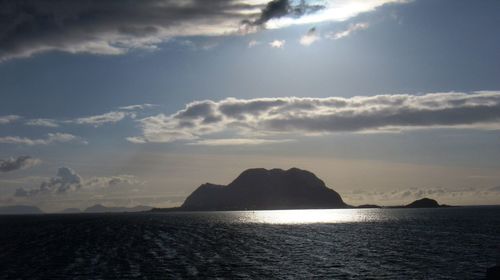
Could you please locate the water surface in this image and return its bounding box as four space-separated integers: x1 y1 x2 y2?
1 207 499 279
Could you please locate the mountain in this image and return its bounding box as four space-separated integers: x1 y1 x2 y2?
405 198 441 208
0 205 43 215
84 204 152 213
179 167 348 211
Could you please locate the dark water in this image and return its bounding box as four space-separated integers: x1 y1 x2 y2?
1 207 499 279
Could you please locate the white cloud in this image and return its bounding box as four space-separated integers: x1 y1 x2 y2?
25 118 59 127
118 104 156 111
300 27 320 46
24 106 146 128
71 111 128 127
248 40 261 48
269 39 286 48
0 115 20 125
326 22 370 40
128 91 500 144
0 133 85 146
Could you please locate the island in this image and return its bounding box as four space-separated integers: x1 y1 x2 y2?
405 197 441 208
154 167 348 211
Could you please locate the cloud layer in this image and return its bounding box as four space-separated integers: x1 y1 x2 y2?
15 167 139 197
129 91 500 144
0 0 404 61
0 156 41 172
0 133 85 146
0 115 20 124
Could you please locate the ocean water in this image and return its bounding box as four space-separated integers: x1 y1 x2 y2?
1 207 499 279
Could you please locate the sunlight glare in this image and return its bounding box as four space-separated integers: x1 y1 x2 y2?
236 209 383 224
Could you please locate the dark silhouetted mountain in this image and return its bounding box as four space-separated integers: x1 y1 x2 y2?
179 167 348 211
61 208 81 214
84 204 152 213
0 205 43 215
405 198 440 208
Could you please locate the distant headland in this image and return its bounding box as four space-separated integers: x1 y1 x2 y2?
152 167 448 212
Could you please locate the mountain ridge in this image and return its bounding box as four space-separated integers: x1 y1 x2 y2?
179 167 349 211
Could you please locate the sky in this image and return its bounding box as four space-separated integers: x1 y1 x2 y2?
1 0 500 212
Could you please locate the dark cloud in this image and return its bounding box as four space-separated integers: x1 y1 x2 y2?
0 0 261 61
0 156 41 172
129 91 500 144
0 0 404 61
264 103 500 132
15 167 82 196
15 167 139 197
252 0 290 26
242 0 324 27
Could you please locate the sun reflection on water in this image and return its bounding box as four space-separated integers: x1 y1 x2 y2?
232 209 384 224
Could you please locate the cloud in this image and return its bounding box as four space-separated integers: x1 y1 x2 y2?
128 91 500 144
85 175 141 188
326 22 370 40
240 0 324 31
23 106 146 128
0 0 405 61
14 167 139 197
248 40 261 48
25 118 59 127
264 0 403 29
0 156 41 172
71 111 129 127
0 0 252 61
188 138 294 146
251 0 291 26
0 133 85 146
0 0 315 61
118 104 156 111
269 39 286 48
299 27 319 46
15 167 82 197
0 115 20 124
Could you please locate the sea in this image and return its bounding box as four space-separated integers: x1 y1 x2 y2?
1 207 499 279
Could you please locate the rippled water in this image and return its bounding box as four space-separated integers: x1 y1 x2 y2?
1 207 499 279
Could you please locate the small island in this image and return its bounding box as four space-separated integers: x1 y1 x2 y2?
405 197 441 208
